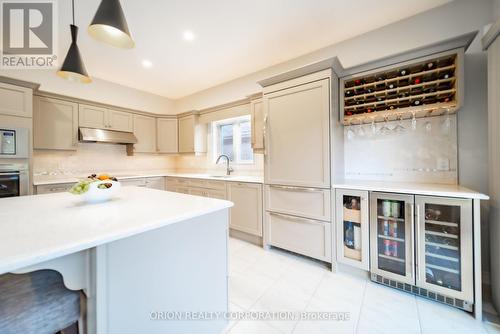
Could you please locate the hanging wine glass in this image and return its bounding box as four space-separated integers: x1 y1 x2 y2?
442 107 451 135
411 111 417 131
347 119 355 141
380 116 391 135
370 117 377 135
394 113 406 133
357 118 365 137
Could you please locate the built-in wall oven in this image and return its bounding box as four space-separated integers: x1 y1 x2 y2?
0 164 29 197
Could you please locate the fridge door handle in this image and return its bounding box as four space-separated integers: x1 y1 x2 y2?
415 203 421 283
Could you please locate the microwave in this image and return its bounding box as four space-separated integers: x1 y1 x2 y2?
0 128 29 158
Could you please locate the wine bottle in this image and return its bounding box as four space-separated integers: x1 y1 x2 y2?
413 77 422 85
345 90 353 97
426 61 435 70
412 99 422 106
354 79 364 86
387 82 396 90
399 68 410 76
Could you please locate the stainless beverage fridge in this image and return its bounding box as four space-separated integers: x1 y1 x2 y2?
370 192 474 311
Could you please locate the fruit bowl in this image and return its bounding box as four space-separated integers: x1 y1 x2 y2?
69 174 121 203
82 180 121 203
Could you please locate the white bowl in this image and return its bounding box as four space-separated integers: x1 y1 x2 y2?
82 180 121 203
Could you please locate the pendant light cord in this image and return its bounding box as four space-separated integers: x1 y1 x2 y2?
72 0 75 25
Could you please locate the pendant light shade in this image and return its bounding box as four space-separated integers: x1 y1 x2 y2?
88 0 135 49
57 25 91 83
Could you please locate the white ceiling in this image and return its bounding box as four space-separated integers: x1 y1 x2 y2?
62 0 451 99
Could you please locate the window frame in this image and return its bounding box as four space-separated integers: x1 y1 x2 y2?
212 115 254 164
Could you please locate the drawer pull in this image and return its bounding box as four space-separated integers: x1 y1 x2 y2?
269 185 324 193
269 212 319 224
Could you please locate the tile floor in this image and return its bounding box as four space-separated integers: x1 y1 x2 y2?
225 237 500 334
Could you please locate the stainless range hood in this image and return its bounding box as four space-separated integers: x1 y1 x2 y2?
79 127 138 144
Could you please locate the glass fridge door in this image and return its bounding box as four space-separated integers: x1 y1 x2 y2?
416 196 473 301
336 189 369 270
370 192 415 285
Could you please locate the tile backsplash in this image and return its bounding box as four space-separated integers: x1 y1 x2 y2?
33 142 177 176
344 115 458 184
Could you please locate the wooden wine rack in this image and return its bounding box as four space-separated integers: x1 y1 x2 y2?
340 50 463 125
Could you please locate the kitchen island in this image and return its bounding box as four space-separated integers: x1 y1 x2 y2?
0 187 233 334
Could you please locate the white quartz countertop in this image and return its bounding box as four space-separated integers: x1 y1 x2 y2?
33 171 264 186
333 180 489 200
0 187 233 275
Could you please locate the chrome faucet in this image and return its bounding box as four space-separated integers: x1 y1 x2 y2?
216 154 234 175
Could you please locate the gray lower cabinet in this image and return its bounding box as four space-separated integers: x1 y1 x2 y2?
35 182 73 194
227 182 263 237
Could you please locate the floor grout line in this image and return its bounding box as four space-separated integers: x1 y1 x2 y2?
354 277 368 334
415 295 424 334
289 270 329 334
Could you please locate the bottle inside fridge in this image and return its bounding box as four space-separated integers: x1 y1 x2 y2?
376 199 406 275
424 203 461 291
343 195 362 261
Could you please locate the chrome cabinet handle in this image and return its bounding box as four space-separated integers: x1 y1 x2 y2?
415 204 424 281
269 184 324 193
410 203 415 281
269 212 318 224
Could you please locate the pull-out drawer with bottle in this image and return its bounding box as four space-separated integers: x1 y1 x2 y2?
265 212 331 262
265 185 331 221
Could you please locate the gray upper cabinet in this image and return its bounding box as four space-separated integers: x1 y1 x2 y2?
0 82 33 118
79 103 133 132
34 96 79 150
157 118 178 153
178 114 206 154
251 98 264 152
133 114 157 153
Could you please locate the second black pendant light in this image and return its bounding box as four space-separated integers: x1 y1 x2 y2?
88 0 135 49
57 0 91 83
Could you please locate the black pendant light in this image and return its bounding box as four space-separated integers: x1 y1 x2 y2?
57 0 91 83
88 0 135 49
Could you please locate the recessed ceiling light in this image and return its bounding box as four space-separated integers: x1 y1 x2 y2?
141 60 153 68
183 30 196 41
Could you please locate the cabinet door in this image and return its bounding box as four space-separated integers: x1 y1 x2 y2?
36 183 73 194
207 189 227 200
189 188 207 197
415 196 473 302
0 82 33 118
228 182 263 236
264 79 330 188
108 109 133 132
178 115 195 153
336 189 369 270
120 178 146 187
34 97 78 150
370 192 415 285
157 118 178 153
145 177 165 190
251 98 264 152
79 104 108 129
133 115 157 153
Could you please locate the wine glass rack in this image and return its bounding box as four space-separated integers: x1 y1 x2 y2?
340 50 463 125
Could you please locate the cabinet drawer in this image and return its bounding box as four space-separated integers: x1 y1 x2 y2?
120 178 146 187
36 183 73 194
266 212 331 262
266 185 331 221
